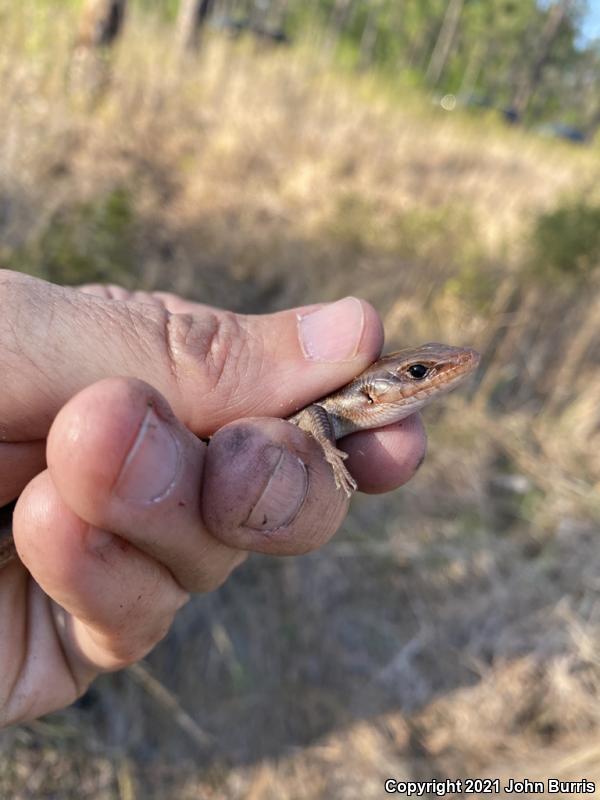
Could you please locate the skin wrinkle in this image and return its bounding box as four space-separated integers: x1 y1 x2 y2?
72 294 165 386
85 298 139 367
44 288 58 341
122 306 147 363
72 622 142 671
2 583 81 726
163 309 185 382
49 598 89 701
200 311 244 398
57 534 184 669
230 319 267 415
0 292 58 434
0 281 37 368
0 285 57 393
57 615 104 677
81 283 112 299
207 550 247 591
38 288 91 375
0 276 27 353
202 317 279 422
0 573 29 720
101 614 170 665
165 309 249 424
124 304 162 370
176 542 241 593
75 564 181 665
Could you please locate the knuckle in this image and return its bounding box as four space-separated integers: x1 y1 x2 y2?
163 309 256 409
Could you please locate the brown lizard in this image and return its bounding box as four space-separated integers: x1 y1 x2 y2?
0 342 479 567
289 342 480 495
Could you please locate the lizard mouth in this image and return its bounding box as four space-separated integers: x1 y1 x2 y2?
457 348 481 368
434 349 480 385
447 347 480 374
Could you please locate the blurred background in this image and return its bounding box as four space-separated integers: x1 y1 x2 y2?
1 0 599 796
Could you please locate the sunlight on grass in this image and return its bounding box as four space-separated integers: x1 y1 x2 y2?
1 2 599 795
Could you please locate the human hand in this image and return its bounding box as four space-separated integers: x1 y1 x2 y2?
0 270 426 724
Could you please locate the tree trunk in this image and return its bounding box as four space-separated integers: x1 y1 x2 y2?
77 0 127 49
458 41 484 99
323 0 353 55
272 0 291 30
358 7 379 70
71 0 126 99
585 108 600 139
177 0 215 52
425 0 464 87
511 0 573 119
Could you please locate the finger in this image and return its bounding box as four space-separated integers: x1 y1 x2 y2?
0 441 46 505
46 377 348 566
203 418 349 555
14 471 189 671
78 284 203 311
0 271 383 440
45 378 245 593
78 283 315 317
341 414 427 494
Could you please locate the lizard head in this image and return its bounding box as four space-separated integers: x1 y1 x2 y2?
358 343 480 413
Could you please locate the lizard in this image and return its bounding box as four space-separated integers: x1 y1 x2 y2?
289 342 480 495
0 342 479 567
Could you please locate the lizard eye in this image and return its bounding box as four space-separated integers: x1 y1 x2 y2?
407 363 429 380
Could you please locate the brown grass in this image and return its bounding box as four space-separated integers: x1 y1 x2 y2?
1 2 599 797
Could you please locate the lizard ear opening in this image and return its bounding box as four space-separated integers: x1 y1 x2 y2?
361 379 393 404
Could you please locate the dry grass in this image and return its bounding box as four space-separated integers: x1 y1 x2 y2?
1 2 600 797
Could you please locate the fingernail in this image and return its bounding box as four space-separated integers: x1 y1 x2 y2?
245 445 308 531
298 297 365 362
115 406 181 503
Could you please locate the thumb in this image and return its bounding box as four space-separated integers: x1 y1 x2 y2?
0 271 383 440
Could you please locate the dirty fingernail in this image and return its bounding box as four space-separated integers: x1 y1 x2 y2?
245 445 308 531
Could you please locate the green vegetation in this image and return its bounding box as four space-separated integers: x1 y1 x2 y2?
284 0 599 129
528 194 600 282
8 187 136 286
78 0 599 131
326 193 485 276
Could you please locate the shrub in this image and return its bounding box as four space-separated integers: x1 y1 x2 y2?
527 196 600 283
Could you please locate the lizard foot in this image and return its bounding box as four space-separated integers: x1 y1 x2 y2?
321 441 357 497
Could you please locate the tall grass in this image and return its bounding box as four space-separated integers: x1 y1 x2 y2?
1 2 599 796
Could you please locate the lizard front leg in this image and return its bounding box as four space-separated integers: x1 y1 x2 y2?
290 404 357 497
